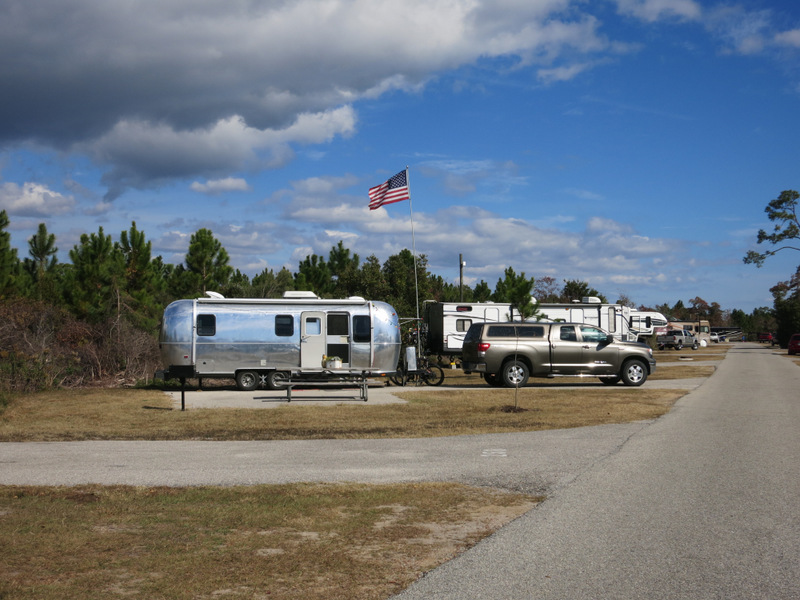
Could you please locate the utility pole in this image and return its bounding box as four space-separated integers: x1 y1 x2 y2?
459 253 465 301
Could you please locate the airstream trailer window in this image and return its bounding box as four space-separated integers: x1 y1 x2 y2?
353 315 370 343
327 313 348 335
196 314 216 336
305 317 321 335
275 315 294 336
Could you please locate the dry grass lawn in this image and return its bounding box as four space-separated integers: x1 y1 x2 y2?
0 359 720 599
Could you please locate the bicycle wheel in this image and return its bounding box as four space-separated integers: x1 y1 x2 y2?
389 367 406 386
423 365 445 386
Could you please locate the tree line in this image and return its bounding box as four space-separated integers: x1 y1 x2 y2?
0 206 789 394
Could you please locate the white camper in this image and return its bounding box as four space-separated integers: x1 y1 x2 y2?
629 310 669 340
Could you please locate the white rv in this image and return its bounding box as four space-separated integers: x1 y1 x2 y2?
629 310 670 340
160 292 401 390
423 297 636 357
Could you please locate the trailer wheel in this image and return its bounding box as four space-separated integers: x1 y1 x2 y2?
235 370 260 391
266 370 290 389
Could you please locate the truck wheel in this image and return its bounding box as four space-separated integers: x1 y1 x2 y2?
621 359 647 386
501 360 529 388
674 342 683 350
266 370 290 389
236 370 260 391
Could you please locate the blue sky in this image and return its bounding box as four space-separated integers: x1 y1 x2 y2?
1 0 799 313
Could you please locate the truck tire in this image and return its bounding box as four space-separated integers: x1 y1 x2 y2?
501 360 529 388
266 370 290 389
600 376 620 385
484 373 504 387
674 342 683 350
620 359 647 386
235 370 260 391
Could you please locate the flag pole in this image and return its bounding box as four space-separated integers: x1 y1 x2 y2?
406 166 422 359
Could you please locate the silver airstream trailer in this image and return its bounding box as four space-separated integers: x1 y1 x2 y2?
159 292 401 391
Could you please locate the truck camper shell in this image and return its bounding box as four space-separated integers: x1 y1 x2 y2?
159 292 401 391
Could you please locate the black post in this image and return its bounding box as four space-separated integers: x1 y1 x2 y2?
180 377 186 411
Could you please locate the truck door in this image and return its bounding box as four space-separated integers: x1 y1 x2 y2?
550 325 584 371
300 312 326 369
578 325 618 374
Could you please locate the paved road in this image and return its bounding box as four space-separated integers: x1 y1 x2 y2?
393 343 800 599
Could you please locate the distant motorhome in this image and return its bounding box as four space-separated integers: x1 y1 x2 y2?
159 292 401 391
669 319 711 345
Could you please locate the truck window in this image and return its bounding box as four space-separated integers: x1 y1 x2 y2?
456 318 472 332
580 326 606 343
275 315 294 336
560 326 577 341
463 323 483 343
353 315 370 343
488 325 516 337
518 326 544 338
197 314 216 336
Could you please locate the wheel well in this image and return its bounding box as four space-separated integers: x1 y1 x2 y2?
501 354 532 372
621 357 650 374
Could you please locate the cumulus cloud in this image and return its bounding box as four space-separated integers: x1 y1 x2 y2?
0 0 633 199
0 182 76 217
190 177 251 195
614 0 701 23
774 29 800 48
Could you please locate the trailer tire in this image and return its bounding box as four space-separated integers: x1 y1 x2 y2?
266 370 290 389
236 370 260 391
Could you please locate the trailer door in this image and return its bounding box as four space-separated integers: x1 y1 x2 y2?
301 312 326 369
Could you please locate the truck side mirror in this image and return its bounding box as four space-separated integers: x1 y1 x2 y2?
605 334 614 344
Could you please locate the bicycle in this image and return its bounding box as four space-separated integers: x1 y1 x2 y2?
390 355 445 386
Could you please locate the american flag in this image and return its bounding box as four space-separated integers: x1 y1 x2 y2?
368 170 410 210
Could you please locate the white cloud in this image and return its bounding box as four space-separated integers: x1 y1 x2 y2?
191 177 251 195
0 182 76 217
614 0 701 23
774 29 800 48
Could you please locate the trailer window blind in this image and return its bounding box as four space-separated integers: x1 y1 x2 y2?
353 316 370 343
456 319 472 332
196 314 216 336
275 315 294 336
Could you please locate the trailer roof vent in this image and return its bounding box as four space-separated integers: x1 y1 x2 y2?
348 296 366 301
582 297 602 304
283 291 320 299
205 291 225 299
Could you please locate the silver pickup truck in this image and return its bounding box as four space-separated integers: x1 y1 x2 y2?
656 329 699 351
461 322 656 387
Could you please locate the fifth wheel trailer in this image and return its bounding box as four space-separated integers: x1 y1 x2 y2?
159 292 401 391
